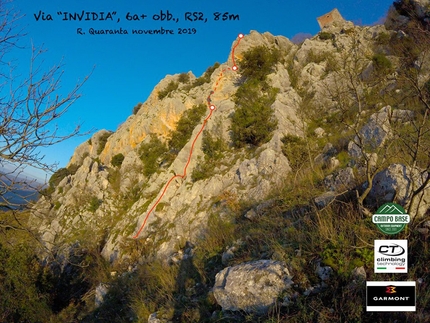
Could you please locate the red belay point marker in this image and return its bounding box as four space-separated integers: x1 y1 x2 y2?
132 33 243 239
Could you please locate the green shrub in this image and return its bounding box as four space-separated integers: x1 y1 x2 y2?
319 31 333 40
201 130 226 160
281 135 308 171
238 45 280 81
88 196 102 212
231 79 278 147
187 62 221 89
133 102 143 115
111 153 125 167
168 104 207 152
192 131 226 181
158 81 179 100
200 62 220 83
325 55 339 74
42 164 80 196
376 32 390 45
372 53 392 72
337 151 350 168
191 160 212 182
49 168 70 188
97 132 112 155
0 240 53 321
178 72 190 83
54 201 61 210
67 163 80 175
287 62 299 89
139 135 169 177
307 49 330 64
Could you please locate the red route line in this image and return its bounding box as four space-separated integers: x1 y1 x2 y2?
133 33 244 239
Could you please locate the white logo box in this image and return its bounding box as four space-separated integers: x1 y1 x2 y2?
374 240 407 273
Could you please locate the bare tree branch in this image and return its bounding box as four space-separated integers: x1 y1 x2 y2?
0 0 91 212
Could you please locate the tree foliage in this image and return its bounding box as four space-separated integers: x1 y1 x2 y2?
193 62 220 86
132 102 143 115
139 135 168 177
191 130 226 182
178 72 190 83
238 45 280 81
201 130 226 161
111 153 125 168
231 79 278 148
96 132 112 155
158 80 179 100
230 45 280 148
372 53 392 73
168 104 207 152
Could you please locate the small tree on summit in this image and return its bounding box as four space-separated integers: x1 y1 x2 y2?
231 45 280 148
238 45 280 81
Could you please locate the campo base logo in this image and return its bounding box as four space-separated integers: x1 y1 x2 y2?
372 203 410 235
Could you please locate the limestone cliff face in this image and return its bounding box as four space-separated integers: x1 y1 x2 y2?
69 72 197 167
30 23 430 265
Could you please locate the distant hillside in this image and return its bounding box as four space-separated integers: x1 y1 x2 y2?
1 189 39 210
1 166 44 209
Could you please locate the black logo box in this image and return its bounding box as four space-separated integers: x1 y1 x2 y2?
367 285 416 307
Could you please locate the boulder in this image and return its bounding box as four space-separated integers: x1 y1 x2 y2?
213 260 293 314
323 167 356 192
95 283 108 308
314 143 338 168
148 313 162 323
348 106 392 161
367 163 430 218
314 127 326 138
314 191 337 208
316 262 333 281
352 266 367 281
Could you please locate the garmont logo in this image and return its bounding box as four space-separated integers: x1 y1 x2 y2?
373 296 410 301
366 281 416 312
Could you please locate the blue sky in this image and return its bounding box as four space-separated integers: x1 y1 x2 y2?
7 0 394 180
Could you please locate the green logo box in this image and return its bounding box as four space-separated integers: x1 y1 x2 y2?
372 203 410 235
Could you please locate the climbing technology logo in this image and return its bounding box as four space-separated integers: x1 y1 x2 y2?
372 203 410 235
366 281 416 312
374 240 408 273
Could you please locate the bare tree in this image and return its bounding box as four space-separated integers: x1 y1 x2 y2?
320 32 396 217
387 20 430 217
0 1 90 211
320 19 430 218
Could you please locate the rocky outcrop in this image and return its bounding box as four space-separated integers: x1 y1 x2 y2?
349 106 392 160
323 167 356 192
31 30 299 263
367 164 430 218
385 0 430 30
30 22 430 281
213 260 293 314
